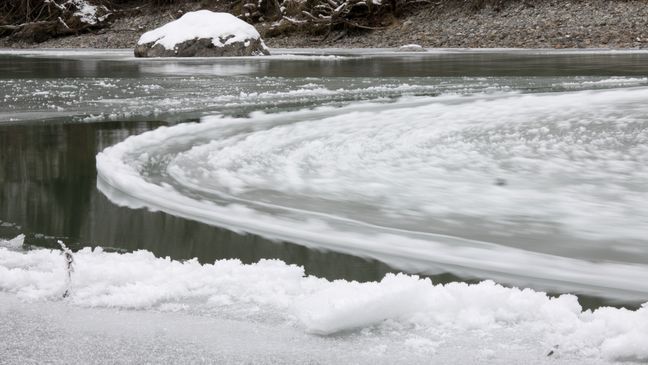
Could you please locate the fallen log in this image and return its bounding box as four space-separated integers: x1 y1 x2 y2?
0 0 112 43
3 20 73 42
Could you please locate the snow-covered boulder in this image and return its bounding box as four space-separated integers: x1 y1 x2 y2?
134 10 270 58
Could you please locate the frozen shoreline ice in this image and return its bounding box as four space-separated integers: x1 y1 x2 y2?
1 239 647 363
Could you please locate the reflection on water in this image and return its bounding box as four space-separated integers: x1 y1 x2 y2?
3 51 648 79
0 121 400 282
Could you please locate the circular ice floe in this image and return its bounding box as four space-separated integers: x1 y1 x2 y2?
96 88 648 300
134 10 270 57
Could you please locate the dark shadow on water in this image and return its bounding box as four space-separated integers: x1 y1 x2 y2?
0 120 400 283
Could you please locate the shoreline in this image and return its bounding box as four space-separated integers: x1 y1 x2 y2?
3 47 648 55
1 0 647 50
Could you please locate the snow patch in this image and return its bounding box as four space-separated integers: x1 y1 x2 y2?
67 0 110 25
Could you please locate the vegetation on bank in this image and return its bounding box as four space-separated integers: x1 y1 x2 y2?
0 0 508 43
0 0 112 42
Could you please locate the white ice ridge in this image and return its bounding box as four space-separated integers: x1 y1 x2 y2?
0 234 24 249
137 10 266 50
1 241 647 362
96 89 648 300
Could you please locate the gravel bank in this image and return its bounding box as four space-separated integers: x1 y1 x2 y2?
269 0 648 49
1 0 647 49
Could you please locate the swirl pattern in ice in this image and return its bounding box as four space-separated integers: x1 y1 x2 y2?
97 88 648 300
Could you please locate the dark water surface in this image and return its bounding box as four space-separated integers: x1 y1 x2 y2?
3 49 648 79
0 120 403 282
2 49 648 306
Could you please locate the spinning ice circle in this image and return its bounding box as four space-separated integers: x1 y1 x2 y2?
97 89 648 299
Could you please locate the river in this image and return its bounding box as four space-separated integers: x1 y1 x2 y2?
1 48 648 306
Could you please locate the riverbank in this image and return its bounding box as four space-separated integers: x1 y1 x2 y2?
1 0 646 50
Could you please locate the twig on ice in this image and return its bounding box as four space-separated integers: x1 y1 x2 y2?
58 240 74 298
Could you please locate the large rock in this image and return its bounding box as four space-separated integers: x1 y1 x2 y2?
134 10 269 58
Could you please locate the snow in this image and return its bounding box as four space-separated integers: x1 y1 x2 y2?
296 274 431 335
1 239 648 362
67 0 110 25
96 89 648 301
137 10 267 51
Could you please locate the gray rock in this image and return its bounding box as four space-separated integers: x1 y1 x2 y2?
134 36 269 57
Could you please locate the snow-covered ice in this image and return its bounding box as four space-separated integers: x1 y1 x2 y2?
1 239 647 363
137 10 267 51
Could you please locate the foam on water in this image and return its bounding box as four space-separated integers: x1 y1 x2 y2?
96 88 648 300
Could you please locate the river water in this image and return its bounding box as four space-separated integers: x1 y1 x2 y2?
1 49 647 305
